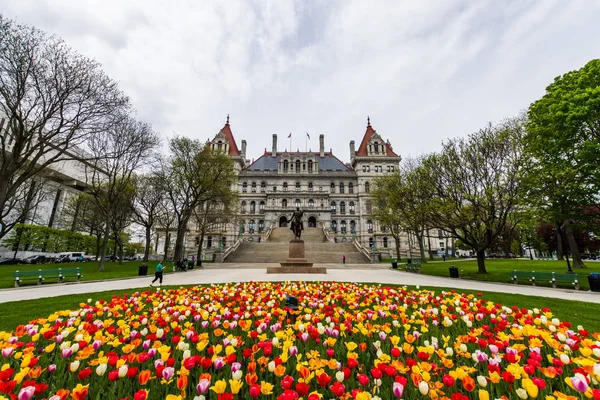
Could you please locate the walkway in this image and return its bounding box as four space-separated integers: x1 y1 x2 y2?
1 262 599 304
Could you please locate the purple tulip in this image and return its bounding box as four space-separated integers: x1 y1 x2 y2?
213 357 224 369
18 386 36 400
61 348 72 358
48 364 57 373
289 346 298 356
92 340 102 350
570 374 589 393
162 367 175 380
197 378 210 394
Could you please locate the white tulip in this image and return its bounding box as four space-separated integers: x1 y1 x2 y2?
418 381 429 395
477 375 487 387
96 363 107 376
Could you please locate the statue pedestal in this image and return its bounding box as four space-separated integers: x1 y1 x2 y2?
266 240 327 274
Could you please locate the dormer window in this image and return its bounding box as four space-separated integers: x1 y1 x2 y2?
283 160 289 172
217 140 223 152
374 142 379 153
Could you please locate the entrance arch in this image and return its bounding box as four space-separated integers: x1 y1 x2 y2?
279 216 288 227
308 216 317 228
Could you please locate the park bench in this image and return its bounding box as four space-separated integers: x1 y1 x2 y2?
405 262 421 273
13 267 82 287
511 270 579 290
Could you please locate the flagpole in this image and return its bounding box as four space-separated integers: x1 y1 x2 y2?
289 133 292 152
305 132 307 153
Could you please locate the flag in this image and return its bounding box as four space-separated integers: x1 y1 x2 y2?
287 133 292 138
306 132 310 139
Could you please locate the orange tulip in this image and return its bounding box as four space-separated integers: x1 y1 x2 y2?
247 361 257 373
462 376 475 392
138 370 151 385
245 372 258 385
28 366 42 379
177 375 188 391
71 383 89 400
55 389 70 400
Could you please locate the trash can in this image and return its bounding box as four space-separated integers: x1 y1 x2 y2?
449 265 459 279
138 264 148 276
588 273 600 292
391 260 398 269
407 259 412 264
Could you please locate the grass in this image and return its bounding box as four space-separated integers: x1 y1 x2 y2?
386 258 600 290
1 283 599 334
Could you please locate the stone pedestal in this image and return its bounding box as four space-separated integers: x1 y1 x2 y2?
267 240 327 274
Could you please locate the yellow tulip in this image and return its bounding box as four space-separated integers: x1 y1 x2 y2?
210 379 227 394
479 389 490 400
260 381 274 395
229 379 243 395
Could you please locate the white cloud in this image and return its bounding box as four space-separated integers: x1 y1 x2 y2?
3 0 600 161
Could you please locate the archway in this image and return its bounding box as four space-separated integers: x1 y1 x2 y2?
279 216 288 227
308 216 317 228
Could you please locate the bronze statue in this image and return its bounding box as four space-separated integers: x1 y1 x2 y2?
289 207 304 240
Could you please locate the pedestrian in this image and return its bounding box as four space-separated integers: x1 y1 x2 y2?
442 253 446 262
342 255 346 264
150 262 164 287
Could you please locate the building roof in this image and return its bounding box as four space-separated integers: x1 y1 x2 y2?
246 152 351 171
219 115 240 156
355 117 398 157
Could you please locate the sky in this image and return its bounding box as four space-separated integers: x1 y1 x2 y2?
2 0 600 163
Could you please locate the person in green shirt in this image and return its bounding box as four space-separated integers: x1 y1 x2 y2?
150 262 164 286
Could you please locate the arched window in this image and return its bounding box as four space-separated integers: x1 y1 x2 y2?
341 220 347 234
207 236 213 248
320 200 324 209
258 220 265 232
283 160 289 172
241 201 247 214
350 220 356 233
366 200 372 213
349 201 355 214
308 160 313 172
250 201 256 213
221 237 226 247
242 182 247 193
251 182 257 193
282 199 288 209
296 160 301 173
249 219 255 233
369 237 374 248
261 182 266 193
259 201 265 213
348 183 354 193
239 221 245 233
217 141 223 151
374 141 379 153
295 182 300 192
383 237 388 247
367 220 373 233
308 199 314 208
330 182 335 193
295 199 300 208
339 183 345 194
308 182 313 192
283 182 288 192
340 201 346 213
364 181 370 193
330 201 337 213
331 220 338 233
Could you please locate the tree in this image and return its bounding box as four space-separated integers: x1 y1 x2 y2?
372 157 432 263
160 137 237 262
86 114 159 271
526 59 600 268
0 15 127 240
132 173 164 261
424 118 526 274
193 193 238 262
60 193 106 259
155 196 176 262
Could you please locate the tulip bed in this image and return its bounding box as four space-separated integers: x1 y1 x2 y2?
1 282 599 400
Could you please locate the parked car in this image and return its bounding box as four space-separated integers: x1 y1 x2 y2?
581 253 598 260
58 252 85 262
0 257 22 265
21 255 48 264
486 253 502 258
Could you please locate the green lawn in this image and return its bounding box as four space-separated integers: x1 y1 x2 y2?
387 258 600 290
0 260 176 288
1 284 599 334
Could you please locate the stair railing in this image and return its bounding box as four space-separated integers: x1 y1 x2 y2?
265 223 275 241
223 239 241 260
352 237 371 260
322 223 332 242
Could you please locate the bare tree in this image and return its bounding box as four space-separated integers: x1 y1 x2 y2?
155 195 176 263
86 114 159 271
193 193 238 262
132 173 164 261
0 16 128 240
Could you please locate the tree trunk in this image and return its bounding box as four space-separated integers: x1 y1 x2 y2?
162 230 170 263
196 233 205 263
417 232 426 263
555 221 564 260
564 221 586 268
394 236 401 262
173 218 189 262
476 249 487 274
144 224 151 261
427 235 434 260
98 219 111 272
95 230 102 259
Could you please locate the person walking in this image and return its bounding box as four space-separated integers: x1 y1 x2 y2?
150 262 164 287
342 255 346 265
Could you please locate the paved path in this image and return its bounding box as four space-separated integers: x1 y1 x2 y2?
1 263 599 304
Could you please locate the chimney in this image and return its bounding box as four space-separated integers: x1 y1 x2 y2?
349 140 355 157
272 134 277 157
241 140 247 158
319 134 324 157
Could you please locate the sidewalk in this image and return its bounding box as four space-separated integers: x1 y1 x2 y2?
1 263 599 304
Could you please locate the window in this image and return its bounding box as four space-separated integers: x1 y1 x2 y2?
330 201 337 213
218 141 223 152
438 230 443 239
296 160 301 173
308 199 314 209
258 220 265 232
331 220 338 233
350 220 356 233
374 142 379 153
303 163 306 171
283 182 288 192
369 237 374 248
240 221 245 233
249 220 255 233
341 220 347 234
207 236 212 248
330 183 335 193
295 199 300 208
383 237 388 247
273 186 277 192
340 201 346 213
295 182 300 192
320 200 324 209
349 201 355 214
319 186 323 192
308 182 313 192
195 237 200 246
308 160 313 173
283 160 289 172
261 182 266 193
250 201 256 213
259 201 265 213
242 182 247 193
367 220 373 233
339 183 344 193
362 166 366 172
251 182 257 193
282 199 288 209
272 199 277 206
366 200 372 213
348 183 353 193
364 181 370 193
241 201 247 214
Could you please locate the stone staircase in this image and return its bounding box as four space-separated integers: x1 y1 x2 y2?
225 228 370 264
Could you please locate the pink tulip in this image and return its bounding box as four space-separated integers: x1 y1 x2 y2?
213 357 224 369
197 378 210 394
231 362 242 373
61 348 72 358
92 340 102 350
301 333 309 342
162 367 175 380
392 382 404 398
201 321 209 329
48 364 57 373
18 386 36 400
570 374 589 393
289 346 298 356
1 347 14 357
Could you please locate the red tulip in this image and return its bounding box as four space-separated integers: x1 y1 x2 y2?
296 382 309 396
357 374 370 386
329 381 345 397
316 373 331 387
370 368 382 379
347 358 358 369
443 374 455 387
281 375 294 390
391 347 401 357
532 377 546 390
249 384 261 398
